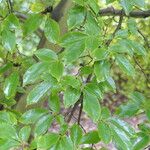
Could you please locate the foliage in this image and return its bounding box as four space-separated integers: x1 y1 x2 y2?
0 0 150 149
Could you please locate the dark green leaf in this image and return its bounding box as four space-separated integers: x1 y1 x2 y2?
81 131 100 144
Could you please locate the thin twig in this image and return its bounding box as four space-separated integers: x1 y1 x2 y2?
78 94 83 124
138 29 150 48
133 56 149 83
106 10 124 46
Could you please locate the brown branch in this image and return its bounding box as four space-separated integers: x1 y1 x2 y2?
106 10 124 46
99 7 150 18
78 94 83 124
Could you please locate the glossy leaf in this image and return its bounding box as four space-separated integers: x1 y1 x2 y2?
3 71 19 99
83 90 101 122
70 124 83 145
2 29 16 52
94 60 110 82
27 81 51 105
34 114 53 136
116 55 135 76
81 131 100 144
64 87 80 108
23 13 42 36
61 75 81 89
67 6 85 29
44 18 60 44
49 61 64 81
49 93 60 113
34 48 58 62
98 121 112 144
37 133 59 149
23 62 48 86
19 126 31 142
20 108 48 124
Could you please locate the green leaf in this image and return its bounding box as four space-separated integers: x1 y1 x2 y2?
2 29 16 52
0 111 17 125
98 121 112 144
34 48 58 62
23 62 48 86
55 136 74 150
110 124 132 150
132 133 150 150
37 133 59 149
101 107 111 119
129 40 147 56
116 55 135 76
91 48 108 61
81 131 100 144
49 61 64 81
87 0 99 14
34 114 53 136
83 90 101 122
61 75 81 89
106 0 116 4
84 12 100 35
19 126 31 142
44 18 60 44
3 14 20 29
67 6 85 29
23 13 42 36
20 108 48 124
105 77 116 92
0 63 12 74
3 71 19 99
117 101 139 117
0 123 18 140
132 0 146 8
145 109 150 121
84 83 102 99
127 18 138 34
27 81 51 105
64 87 80 108
120 0 133 15
94 60 110 82
130 91 145 105
61 32 87 62
110 118 135 137
49 93 60 113
61 32 87 47
70 124 83 145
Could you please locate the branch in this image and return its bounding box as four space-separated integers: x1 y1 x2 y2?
99 7 150 18
106 10 124 46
